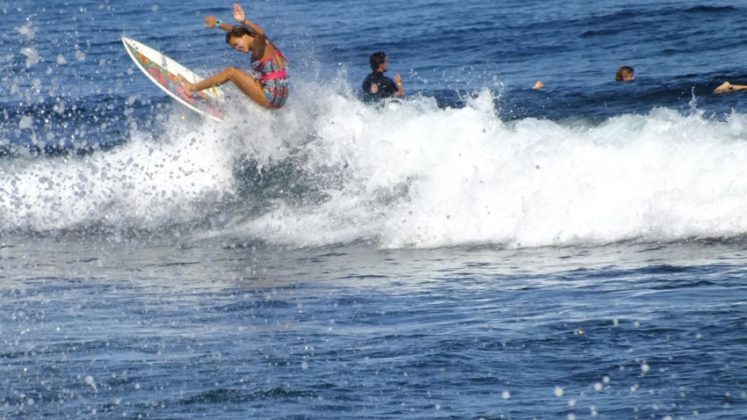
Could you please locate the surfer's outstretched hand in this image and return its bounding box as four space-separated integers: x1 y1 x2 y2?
204 15 219 28
233 3 246 22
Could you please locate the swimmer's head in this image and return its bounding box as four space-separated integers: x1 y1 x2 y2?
370 52 388 72
616 65 635 82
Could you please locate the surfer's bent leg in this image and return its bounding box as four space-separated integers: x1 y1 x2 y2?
191 67 272 108
222 67 275 109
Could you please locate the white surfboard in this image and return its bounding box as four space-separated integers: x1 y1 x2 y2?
122 36 224 122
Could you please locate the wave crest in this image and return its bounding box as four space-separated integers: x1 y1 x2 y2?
3 84 747 249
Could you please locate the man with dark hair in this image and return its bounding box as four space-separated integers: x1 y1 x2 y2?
361 52 404 101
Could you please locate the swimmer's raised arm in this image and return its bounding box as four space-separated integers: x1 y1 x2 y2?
393 74 404 97
714 81 747 93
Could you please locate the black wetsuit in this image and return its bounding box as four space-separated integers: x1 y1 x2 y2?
361 71 399 101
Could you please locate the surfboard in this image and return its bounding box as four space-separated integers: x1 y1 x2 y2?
122 36 224 122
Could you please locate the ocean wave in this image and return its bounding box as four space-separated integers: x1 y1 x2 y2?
2 83 747 249
684 6 737 14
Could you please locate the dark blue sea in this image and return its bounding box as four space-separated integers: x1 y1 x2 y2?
2 0 747 418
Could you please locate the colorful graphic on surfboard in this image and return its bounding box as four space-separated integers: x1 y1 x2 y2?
122 36 224 122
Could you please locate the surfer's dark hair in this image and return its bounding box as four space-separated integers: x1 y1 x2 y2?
370 52 387 71
225 25 258 43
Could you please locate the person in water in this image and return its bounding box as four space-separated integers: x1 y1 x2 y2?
182 3 288 109
362 52 404 101
713 81 747 93
615 65 635 82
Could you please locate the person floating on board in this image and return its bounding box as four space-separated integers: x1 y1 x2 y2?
361 52 404 101
713 81 747 93
181 3 288 109
615 65 635 82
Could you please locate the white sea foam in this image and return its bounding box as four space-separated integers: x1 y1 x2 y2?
20 46 40 68
16 21 35 40
0 115 235 231
3 84 747 249
234 86 747 248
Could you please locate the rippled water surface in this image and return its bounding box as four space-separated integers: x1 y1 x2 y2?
2 0 747 417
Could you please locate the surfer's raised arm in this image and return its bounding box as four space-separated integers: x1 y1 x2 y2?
232 3 266 37
231 3 267 57
204 4 268 58
204 15 233 32
203 4 265 37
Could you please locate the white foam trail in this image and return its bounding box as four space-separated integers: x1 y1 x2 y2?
235 87 747 248
4 83 747 249
0 114 237 231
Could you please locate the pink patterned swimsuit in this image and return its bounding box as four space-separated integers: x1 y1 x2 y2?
252 48 288 108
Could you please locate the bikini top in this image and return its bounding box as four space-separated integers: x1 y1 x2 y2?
251 47 288 81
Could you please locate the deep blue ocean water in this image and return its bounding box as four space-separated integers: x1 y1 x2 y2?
2 0 747 418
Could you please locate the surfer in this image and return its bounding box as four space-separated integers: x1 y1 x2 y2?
182 3 288 109
361 52 404 102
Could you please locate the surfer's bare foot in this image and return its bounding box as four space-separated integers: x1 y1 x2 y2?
177 75 194 96
714 81 733 93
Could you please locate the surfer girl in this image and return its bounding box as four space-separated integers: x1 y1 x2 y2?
181 3 288 109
